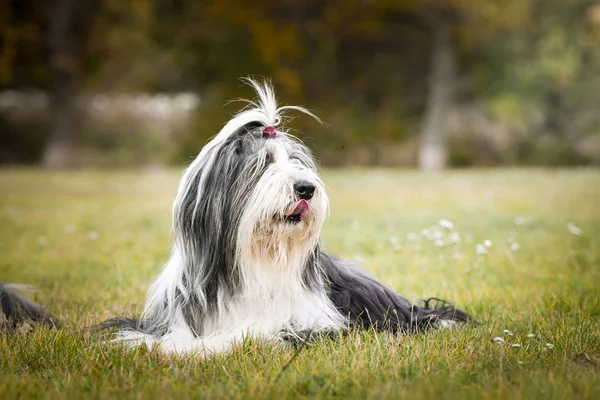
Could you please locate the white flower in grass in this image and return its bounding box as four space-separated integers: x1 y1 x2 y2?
510 242 520 251
421 228 437 241
88 231 99 240
526 333 536 338
504 329 513 336
438 219 454 230
37 236 47 246
492 337 505 343
451 232 461 243
566 223 583 236
433 230 444 240
484 239 493 248
476 244 488 255
545 343 554 349
511 343 521 348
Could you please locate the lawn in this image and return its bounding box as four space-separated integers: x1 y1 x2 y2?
1 168 599 399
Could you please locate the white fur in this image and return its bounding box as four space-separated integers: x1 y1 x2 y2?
121 246 344 355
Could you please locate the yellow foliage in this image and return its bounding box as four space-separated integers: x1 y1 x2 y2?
207 0 303 66
275 68 302 97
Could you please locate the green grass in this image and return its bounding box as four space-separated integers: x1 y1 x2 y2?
1 168 599 399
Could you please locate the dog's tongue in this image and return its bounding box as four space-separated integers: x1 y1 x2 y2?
287 199 310 221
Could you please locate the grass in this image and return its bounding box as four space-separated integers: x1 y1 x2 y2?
1 168 599 399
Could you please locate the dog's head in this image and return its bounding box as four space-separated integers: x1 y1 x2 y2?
173 79 327 275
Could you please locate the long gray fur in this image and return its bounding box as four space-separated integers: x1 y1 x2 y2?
0 282 60 329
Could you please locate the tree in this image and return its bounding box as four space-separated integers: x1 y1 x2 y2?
417 7 460 170
1 0 156 168
42 0 102 168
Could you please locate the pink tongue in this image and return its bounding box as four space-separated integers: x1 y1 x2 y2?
288 199 310 220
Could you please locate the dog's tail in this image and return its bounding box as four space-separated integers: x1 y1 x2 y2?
0 282 60 329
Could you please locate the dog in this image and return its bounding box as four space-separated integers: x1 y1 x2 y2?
2 79 469 354
98 78 469 354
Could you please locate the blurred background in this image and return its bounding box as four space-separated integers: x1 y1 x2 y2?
1 0 600 170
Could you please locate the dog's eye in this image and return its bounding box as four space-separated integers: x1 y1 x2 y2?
289 153 311 169
264 152 273 165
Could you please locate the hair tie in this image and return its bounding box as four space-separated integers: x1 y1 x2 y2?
263 126 277 138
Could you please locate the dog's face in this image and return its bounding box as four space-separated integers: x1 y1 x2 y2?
234 125 328 267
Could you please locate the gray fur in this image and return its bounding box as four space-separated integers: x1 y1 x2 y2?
0 282 60 329
322 254 470 332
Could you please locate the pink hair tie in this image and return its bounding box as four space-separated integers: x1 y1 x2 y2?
262 126 277 138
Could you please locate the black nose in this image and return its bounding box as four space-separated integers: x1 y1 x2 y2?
294 181 316 200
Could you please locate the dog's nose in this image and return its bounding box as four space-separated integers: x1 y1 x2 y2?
294 181 316 200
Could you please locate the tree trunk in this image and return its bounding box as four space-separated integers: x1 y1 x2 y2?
418 21 457 171
43 0 80 169
43 70 79 169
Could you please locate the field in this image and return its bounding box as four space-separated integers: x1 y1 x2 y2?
1 168 599 399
